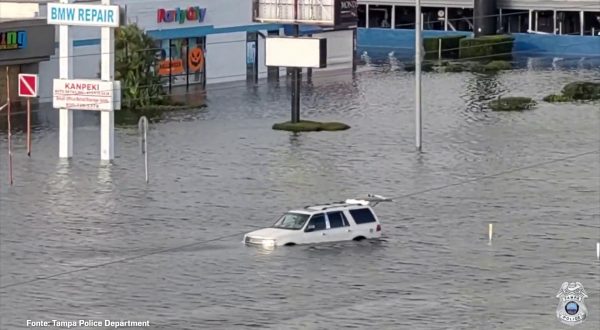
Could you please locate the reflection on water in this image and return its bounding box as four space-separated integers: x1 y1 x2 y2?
0 56 599 329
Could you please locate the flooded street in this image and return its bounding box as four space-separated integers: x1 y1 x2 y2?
1 57 599 329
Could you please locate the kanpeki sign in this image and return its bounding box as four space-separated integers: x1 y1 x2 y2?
157 6 207 24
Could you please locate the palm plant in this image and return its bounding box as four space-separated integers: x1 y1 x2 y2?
114 24 165 115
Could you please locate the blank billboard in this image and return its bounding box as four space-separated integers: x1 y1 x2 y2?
265 37 327 68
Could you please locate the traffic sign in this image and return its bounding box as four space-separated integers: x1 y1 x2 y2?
18 74 39 98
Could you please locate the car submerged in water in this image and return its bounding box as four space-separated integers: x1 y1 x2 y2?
243 195 392 248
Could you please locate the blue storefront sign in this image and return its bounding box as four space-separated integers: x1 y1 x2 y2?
0 31 27 50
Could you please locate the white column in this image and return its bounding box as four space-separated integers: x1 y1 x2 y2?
528 9 532 32
366 4 369 28
391 5 396 29
580 11 584 36
444 7 448 31
100 0 115 161
499 8 503 31
535 11 538 31
59 0 73 159
553 10 557 34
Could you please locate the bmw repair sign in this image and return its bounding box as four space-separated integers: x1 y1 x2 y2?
47 3 120 27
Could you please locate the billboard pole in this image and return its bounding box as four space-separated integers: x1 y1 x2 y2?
291 24 301 123
415 0 422 152
58 0 74 159
100 0 115 161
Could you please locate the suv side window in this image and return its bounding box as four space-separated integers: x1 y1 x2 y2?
327 211 348 228
305 213 326 231
349 208 377 224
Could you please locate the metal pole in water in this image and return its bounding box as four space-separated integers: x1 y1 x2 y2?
597 242 599 260
488 223 493 244
27 98 31 157
138 116 149 183
291 24 301 123
415 0 422 151
6 67 13 185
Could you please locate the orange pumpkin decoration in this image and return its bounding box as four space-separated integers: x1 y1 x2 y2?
188 47 204 73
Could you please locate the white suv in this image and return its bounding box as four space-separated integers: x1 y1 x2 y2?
243 195 391 248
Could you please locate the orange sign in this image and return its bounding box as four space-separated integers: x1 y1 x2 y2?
158 59 184 76
188 47 204 72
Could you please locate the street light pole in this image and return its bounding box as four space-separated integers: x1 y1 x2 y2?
415 0 422 151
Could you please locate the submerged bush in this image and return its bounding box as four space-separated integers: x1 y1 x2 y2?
561 81 600 100
488 96 536 111
272 120 350 132
543 81 600 102
543 94 572 102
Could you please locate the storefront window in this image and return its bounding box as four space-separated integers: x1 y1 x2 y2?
155 37 206 90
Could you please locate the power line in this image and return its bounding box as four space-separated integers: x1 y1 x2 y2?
0 149 597 290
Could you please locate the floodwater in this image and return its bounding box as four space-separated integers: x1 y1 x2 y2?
1 56 599 329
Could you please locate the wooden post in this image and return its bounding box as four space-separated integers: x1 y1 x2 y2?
6 67 13 185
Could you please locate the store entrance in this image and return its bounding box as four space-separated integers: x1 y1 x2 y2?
155 36 207 92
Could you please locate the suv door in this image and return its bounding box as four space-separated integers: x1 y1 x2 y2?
347 207 380 237
326 211 352 241
303 213 328 243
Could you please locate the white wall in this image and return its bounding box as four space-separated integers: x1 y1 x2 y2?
205 32 247 84
314 30 354 71
0 3 41 18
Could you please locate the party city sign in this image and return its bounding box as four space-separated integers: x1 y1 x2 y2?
0 31 27 50
157 6 207 24
47 3 120 27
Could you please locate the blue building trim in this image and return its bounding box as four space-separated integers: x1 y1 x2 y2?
146 23 282 40
63 23 283 48
73 39 101 47
356 28 600 58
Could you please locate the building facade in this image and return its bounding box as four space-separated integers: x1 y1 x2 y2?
358 0 600 35
0 12 55 110
1 0 354 106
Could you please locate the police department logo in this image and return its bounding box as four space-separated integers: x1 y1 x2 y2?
556 282 588 326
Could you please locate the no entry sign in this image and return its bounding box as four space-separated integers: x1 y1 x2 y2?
18 74 39 98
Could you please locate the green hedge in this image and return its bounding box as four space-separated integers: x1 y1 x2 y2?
543 81 600 102
459 35 514 61
423 35 467 60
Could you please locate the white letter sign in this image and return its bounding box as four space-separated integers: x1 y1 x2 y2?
53 79 121 111
47 3 120 27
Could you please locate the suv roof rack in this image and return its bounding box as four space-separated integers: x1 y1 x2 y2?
303 195 392 210
345 194 392 207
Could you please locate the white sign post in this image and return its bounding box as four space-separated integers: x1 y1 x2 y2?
48 0 121 161
100 0 116 161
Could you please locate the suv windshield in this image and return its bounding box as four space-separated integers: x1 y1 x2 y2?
272 213 310 230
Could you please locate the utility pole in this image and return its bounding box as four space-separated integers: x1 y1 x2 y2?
415 0 422 151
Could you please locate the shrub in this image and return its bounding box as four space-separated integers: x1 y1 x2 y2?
561 81 600 100
423 35 467 60
488 96 536 111
459 35 514 61
543 94 572 102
